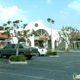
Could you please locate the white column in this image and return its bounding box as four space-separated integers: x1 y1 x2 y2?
29 35 34 47
52 37 55 49
46 41 48 49
44 40 48 49
73 41 76 49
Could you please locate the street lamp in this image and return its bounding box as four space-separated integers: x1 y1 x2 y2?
47 18 55 50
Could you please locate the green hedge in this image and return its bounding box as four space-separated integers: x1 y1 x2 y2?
46 50 57 55
9 55 26 61
60 48 65 50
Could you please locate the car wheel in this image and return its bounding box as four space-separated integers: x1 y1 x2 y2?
0 52 2 58
27 55 32 59
19 52 25 56
6 55 10 58
38 52 40 56
36 52 40 56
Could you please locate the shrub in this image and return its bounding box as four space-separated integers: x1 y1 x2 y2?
46 50 57 55
9 55 26 61
17 55 26 61
9 55 17 61
60 48 65 50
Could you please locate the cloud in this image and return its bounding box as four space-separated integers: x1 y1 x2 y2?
60 0 80 21
0 4 28 24
47 0 52 3
68 0 80 12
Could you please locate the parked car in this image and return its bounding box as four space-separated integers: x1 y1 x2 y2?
0 43 39 59
36 46 47 56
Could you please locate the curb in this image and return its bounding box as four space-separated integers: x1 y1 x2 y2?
49 55 59 57
8 60 27 64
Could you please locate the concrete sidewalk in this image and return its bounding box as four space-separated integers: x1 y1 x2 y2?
52 49 80 53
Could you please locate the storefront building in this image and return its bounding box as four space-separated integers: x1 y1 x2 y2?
1 21 79 50
0 32 10 48
24 21 59 49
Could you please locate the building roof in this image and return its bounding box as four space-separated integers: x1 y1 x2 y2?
69 32 80 40
0 32 8 39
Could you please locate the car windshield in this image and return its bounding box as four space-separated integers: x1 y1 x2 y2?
21 43 27 48
38 46 44 49
21 43 32 48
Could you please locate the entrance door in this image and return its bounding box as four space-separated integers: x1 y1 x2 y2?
34 29 49 48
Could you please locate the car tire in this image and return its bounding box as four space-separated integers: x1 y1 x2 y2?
0 52 2 58
36 52 40 56
19 52 25 56
6 55 10 58
38 52 40 56
27 55 32 59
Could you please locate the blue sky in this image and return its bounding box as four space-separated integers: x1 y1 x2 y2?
0 0 80 30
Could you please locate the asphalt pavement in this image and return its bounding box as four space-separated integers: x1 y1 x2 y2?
0 53 80 80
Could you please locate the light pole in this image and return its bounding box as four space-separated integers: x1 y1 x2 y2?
47 18 55 50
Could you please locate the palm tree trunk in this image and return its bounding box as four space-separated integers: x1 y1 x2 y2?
16 42 19 56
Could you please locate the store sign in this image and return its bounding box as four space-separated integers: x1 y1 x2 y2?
73 73 80 80
39 37 49 40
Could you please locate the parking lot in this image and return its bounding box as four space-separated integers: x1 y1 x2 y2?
0 53 80 80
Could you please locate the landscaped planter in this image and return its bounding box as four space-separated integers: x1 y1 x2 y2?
46 50 59 57
9 55 27 64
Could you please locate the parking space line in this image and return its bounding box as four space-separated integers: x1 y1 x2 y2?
0 71 54 80
29 67 66 73
65 66 74 69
